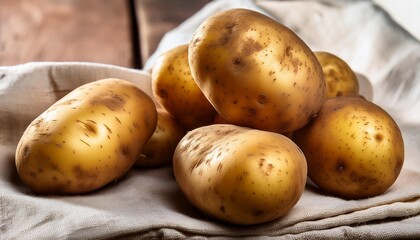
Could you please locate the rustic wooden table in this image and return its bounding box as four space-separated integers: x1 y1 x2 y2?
0 0 211 68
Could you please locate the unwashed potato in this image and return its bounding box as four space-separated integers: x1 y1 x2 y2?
15 78 157 194
189 8 325 134
136 109 185 168
293 97 404 199
152 44 217 130
173 124 307 225
315 51 359 98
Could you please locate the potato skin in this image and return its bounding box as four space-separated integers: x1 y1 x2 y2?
15 78 157 194
293 97 404 199
173 124 307 225
152 44 217 130
135 109 185 168
315 51 359 98
189 8 325 134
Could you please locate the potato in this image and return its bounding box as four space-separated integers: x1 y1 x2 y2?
173 124 307 225
315 51 359 98
15 78 157 194
293 97 404 199
135 109 185 168
189 8 325 134
152 44 217 130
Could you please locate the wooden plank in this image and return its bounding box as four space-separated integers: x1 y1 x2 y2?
0 0 133 67
135 0 211 66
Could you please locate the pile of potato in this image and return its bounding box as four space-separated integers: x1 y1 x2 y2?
15 8 404 225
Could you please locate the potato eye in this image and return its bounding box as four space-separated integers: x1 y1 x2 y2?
258 94 268 104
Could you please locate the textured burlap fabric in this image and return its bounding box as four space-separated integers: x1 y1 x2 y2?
1 0 420 239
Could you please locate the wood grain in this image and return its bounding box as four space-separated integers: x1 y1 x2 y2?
0 0 133 67
135 0 211 65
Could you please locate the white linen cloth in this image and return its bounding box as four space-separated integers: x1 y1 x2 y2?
1 0 419 239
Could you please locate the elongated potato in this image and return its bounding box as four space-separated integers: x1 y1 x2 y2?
293 97 404 199
189 8 325 134
15 78 157 194
173 124 307 225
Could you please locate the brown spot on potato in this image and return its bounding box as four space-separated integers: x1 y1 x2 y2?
192 37 201 47
242 39 263 56
237 171 248 182
226 21 238 31
79 139 91 147
28 171 37 178
73 165 98 179
104 124 112 134
336 159 346 172
190 157 206 173
77 120 97 134
258 94 268 104
217 163 223 172
233 57 242 65
158 89 168 99
243 107 257 117
290 58 301 74
374 133 384 142
167 64 175 74
22 145 30 162
253 210 264 217
219 34 231 45
259 158 266 167
90 93 125 111
121 145 130 157
285 46 293 57
218 20 238 45
115 117 122 124
219 205 226 213
349 171 378 191
198 144 212 156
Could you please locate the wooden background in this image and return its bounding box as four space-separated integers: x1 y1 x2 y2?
0 0 211 68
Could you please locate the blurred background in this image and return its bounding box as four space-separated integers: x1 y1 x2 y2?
0 0 418 69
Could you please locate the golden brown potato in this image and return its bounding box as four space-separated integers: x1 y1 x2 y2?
189 8 325 134
293 97 404 199
173 124 307 225
152 44 217 130
15 78 157 194
315 51 359 98
136 109 185 168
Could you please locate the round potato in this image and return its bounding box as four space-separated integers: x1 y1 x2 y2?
173 124 307 225
315 51 359 98
293 97 404 199
136 109 185 168
189 8 325 134
15 78 157 194
152 44 217 130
